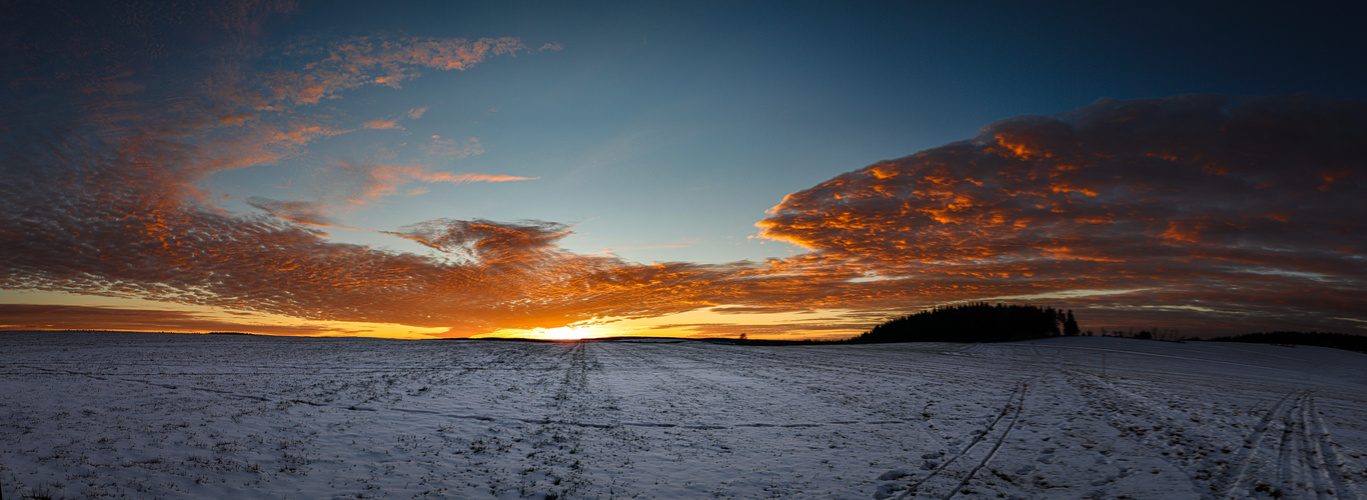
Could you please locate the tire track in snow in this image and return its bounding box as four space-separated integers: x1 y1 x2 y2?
519 342 592 498
1275 394 1301 495
1301 393 1362 500
1295 392 1334 500
1211 390 1363 500
1061 368 1238 494
1284 392 1324 500
1210 390 1302 499
885 380 1029 499
23 357 982 432
661 344 959 428
943 382 1028 499
520 342 651 498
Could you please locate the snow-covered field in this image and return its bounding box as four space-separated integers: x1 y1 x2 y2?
2 332 1365 499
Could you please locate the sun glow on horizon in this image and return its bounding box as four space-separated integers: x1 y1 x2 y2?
477 325 613 341
536 326 592 341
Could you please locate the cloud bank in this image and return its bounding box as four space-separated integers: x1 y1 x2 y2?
755 95 1367 333
0 305 333 336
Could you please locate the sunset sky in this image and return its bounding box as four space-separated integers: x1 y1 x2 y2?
3 1 1365 339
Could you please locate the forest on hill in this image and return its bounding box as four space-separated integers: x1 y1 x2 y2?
847 303 1079 344
1207 331 1367 354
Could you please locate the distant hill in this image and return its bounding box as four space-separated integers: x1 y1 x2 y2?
848 303 1078 344
1206 331 1367 354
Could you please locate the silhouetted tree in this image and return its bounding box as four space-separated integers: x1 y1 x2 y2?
1064 310 1079 336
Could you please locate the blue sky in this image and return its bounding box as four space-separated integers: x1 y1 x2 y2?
241 1 1367 264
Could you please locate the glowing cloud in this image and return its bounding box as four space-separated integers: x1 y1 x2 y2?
0 304 334 336
755 95 1367 333
257 36 526 105
346 162 538 205
362 119 402 130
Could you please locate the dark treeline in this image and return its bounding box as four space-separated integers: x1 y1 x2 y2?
846 303 1079 344
1207 331 1367 354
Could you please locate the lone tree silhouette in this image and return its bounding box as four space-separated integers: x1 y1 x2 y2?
1064 310 1080 337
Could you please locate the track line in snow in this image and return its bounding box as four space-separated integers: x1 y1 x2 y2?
943 382 1028 499
1003 343 1289 371
19 362 946 431
1211 390 1302 498
1208 389 1365 500
1301 394 1362 500
888 380 1029 499
1061 367 1245 494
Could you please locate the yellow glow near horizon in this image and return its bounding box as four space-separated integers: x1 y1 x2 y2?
473 307 868 341
476 325 612 341
601 307 868 340
538 326 590 340
3 291 870 341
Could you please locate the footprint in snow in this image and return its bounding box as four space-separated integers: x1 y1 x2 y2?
873 482 907 499
877 468 911 480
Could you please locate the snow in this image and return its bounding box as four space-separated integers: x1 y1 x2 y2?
2 332 1365 499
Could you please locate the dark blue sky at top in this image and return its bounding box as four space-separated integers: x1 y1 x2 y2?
294 1 1367 116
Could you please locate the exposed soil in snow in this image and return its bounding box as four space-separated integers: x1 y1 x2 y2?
2 333 1365 498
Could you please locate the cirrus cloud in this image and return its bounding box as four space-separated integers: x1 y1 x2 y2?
425 136 485 158
362 119 402 130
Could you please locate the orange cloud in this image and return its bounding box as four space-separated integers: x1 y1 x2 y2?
0 305 333 336
753 95 1367 334
362 119 402 130
348 162 536 204
4 7 614 337
255 37 525 106
591 244 690 255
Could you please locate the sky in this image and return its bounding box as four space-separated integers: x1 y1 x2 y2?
2 0 1365 340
